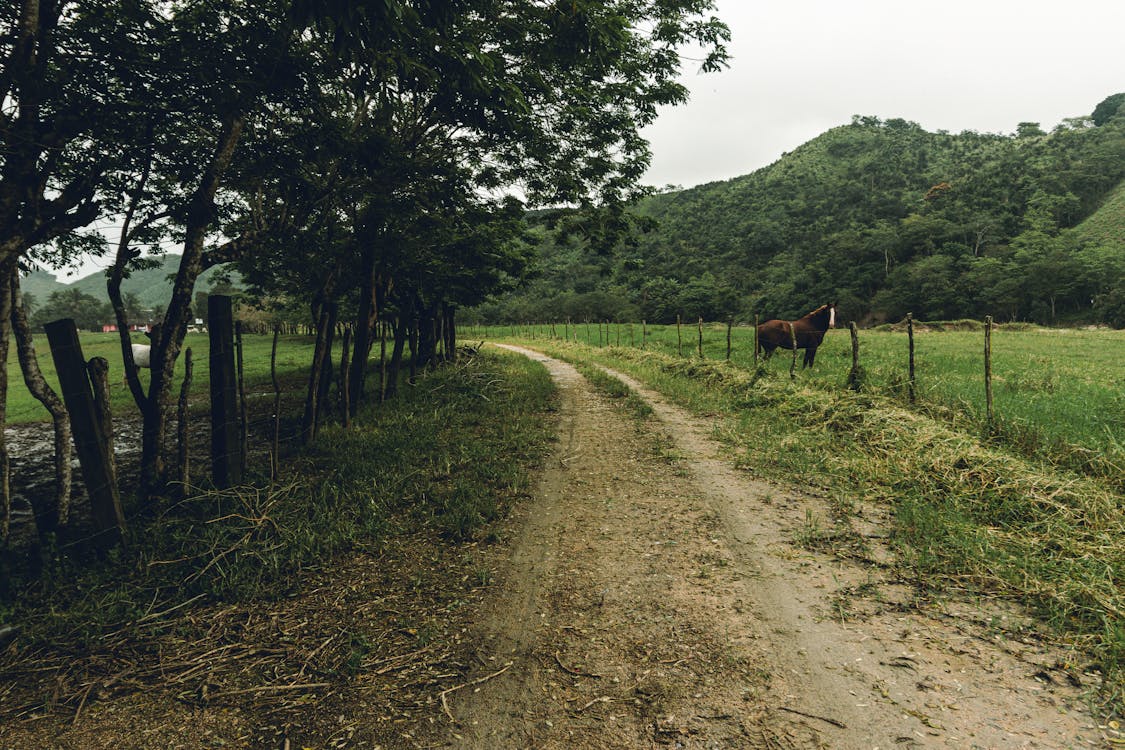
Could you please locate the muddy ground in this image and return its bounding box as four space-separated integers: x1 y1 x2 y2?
0 346 1113 748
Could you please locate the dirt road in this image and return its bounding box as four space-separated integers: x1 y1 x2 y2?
436 346 1100 749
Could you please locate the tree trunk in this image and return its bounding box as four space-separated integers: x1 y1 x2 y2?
339 327 351 431
177 348 193 493
316 302 338 421
384 316 408 400
302 301 333 444
0 260 11 543
444 304 456 363
10 270 72 529
141 114 244 495
348 247 379 416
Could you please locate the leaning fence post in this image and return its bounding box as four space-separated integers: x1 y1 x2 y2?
906 312 916 403
677 315 682 356
984 315 994 429
43 319 125 548
208 295 242 488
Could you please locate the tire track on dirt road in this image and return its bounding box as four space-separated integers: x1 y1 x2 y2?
435 346 1099 749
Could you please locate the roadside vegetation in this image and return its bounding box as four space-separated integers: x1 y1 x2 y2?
478 322 1124 488
514 335 1125 716
0 350 555 719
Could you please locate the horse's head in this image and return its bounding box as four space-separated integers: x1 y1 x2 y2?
828 302 837 329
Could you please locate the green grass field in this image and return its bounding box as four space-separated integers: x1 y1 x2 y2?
4 331 322 425
469 322 1125 482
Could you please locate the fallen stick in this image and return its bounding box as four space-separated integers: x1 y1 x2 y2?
576 696 614 713
776 705 847 729
554 651 602 679
439 662 512 722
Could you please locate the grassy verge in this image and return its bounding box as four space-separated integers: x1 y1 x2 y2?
573 361 653 419
468 323 1125 488
0 350 555 658
526 339 1124 715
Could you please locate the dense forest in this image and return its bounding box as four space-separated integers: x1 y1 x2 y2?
473 93 1125 327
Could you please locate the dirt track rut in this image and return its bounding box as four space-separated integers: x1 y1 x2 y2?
437 345 1100 749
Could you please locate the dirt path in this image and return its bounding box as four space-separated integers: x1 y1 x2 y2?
435 346 1101 749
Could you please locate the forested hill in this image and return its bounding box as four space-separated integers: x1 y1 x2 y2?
475 94 1125 327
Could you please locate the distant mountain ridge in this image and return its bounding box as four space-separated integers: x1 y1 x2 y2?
19 256 239 310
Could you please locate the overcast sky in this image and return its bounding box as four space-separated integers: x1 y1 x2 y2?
641 0 1125 189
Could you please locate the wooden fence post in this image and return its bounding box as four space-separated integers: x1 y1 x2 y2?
43 319 125 548
906 312 916 403
847 322 861 390
789 321 798 379
177 348 193 492
753 314 760 366
697 317 704 358
208 295 242 488
726 317 732 361
642 320 647 349
86 357 116 483
270 328 281 481
236 322 248 468
984 315 994 428
677 315 682 356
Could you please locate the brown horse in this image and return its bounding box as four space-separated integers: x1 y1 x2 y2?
756 303 837 368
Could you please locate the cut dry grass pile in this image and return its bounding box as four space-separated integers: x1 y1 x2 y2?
550 342 1125 715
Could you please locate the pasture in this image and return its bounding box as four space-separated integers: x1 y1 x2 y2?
471 321 1125 480
4 331 323 425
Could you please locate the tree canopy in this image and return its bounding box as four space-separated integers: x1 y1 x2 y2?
2 0 731 492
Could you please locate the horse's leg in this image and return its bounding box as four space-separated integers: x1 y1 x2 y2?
804 346 816 368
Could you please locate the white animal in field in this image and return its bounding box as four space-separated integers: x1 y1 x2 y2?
131 344 151 368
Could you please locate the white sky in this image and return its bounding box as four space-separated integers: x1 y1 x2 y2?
641 0 1125 189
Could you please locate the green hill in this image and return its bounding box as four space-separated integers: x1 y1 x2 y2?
19 270 67 303
22 256 240 312
475 95 1125 328
1076 179 1125 251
